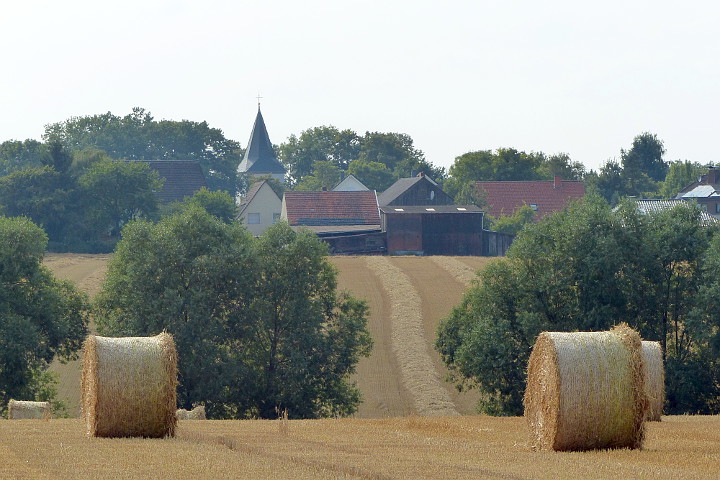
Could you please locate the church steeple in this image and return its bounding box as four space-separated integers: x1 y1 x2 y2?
237 106 286 179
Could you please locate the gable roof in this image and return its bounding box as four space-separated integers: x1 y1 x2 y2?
237 108 286 175
143 160 208 204
476 178 585 219
378 174 453 206
283 191 380 226
332 174 369 191
237 180 281 216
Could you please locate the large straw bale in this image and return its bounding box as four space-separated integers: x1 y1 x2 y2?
642 341 664 421
81 333 178 438
8 400 51 420
176 405 206 420
524 324 647 451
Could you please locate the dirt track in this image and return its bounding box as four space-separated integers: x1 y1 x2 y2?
44 253 493 418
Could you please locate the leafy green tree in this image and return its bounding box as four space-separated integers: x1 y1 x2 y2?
360 132 443 181
0 216 89 415
447 148 544 184
295 160 342 191
538 152 586 180
486 204 536 235
44 141 73 174
437 195 720 415
443 179 487 208
658 160 707 199
347 160 395 192
43 107 242 193
78 160 163 238
175 187 238 223
94 211 372 419
0 167 72 242
278 126 361 185
589 159 624 205
622 132 668 183
0 139 47 176
242 223 373 418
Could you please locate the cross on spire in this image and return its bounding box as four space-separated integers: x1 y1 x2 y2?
256 93 263 110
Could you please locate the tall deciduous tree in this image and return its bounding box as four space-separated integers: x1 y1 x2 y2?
0 216 89 415
78 160 163 238
278 126 361 185
94 211 372 419
437 195 720 415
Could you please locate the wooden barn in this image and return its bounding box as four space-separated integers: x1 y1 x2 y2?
380 205 484 256
378 173 454 207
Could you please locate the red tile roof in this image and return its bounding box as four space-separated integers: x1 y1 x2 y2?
476 178 585 219
283 191 380 226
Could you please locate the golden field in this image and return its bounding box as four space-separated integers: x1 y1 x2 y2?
2 416 718 479
30 254 719 479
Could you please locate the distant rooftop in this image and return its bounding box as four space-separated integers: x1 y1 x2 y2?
283 191 380 227
142 160 207 204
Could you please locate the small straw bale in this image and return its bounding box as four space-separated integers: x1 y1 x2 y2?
524 323 647 451
81 332 178 438
176 405 206 420
642 341 664 421
8 400 51 420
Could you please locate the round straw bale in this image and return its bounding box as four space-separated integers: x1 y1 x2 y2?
642 341 664 421
176 405 206 420
523 324 647 451
8 400 51 420
81 333 178 438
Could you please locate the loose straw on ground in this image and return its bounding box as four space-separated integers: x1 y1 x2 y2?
524 324 647 451
428 256 478 287
81 333 178 438
8 400 51 420
642 341 664 421
366 256 459 416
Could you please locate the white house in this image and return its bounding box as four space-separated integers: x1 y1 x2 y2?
332 174 369 192
237 180 282 236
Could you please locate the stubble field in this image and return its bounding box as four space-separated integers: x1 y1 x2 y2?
13 253 715 479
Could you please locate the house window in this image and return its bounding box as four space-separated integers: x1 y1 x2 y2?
716 204 720 214
247 213 261 224
529 204 538 211
272 213 281 223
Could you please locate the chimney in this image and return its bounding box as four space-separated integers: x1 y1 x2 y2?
418 171 425 177
553 175 562 189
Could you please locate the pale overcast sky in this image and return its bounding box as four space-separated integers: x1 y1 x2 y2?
1 0 718 173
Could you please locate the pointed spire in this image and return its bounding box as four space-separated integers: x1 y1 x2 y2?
237 106 286 176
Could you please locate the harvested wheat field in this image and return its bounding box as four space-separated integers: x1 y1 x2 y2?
45 254 493 418
1 416 718 479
